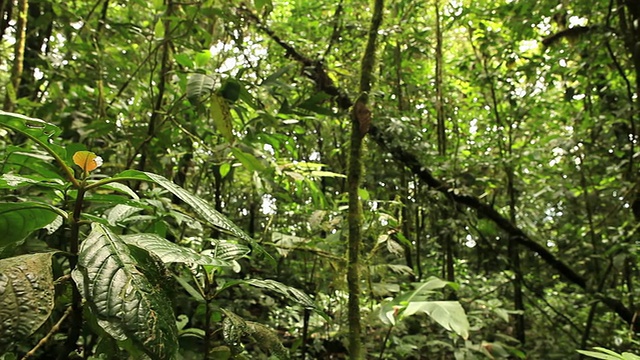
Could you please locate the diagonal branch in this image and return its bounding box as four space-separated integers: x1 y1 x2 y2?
236 5 352 110
237 5 638 331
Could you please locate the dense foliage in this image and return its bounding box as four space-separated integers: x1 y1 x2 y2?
1 0 640 359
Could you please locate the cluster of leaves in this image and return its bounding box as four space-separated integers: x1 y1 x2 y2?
2 0 640 358
0 111 318 359
0 103 471 359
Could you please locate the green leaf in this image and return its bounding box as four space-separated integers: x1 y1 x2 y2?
254 0 273 12
0 111 71 179
576 350 623 360
591 348 628 357
219 163 231 178
2 149 64 181
211 94 235 143
0 253 56 350
402 301 470 339
153 20 165 39
405 277 453 302
71 224 178 360
379 277 465 329
110 170 254 244
144 171 250 240
239 279 315 309
575 348 640 360
203 239 251 262
107 205 144 226
186 73 215 102
194 50 211 68
98 182 140 199
309 170 346 178
121 233 238 268
0 202 61 248
174 53 193 68
358 188 370 201
231 147 266 172
0 173 65 190
172 274 205 303
82 193 146 209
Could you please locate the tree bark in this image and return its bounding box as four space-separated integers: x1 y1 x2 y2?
3 0 28 112
347 1 384 358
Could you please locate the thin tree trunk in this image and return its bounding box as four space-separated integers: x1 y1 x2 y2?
507 168 525 344
137 0 173 172
3 0 28 111
415 207 423 280
435 0 445 156
347 1 384 358
346 97 365 360
0 0 12 41
394 40 416 280
434 0 456 299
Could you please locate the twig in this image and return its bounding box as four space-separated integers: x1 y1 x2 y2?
322 0 343 60
22 306 74 360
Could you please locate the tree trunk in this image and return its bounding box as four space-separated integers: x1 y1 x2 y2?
3 0 28 112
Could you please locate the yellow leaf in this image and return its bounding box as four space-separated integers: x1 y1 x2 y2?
73 151 103 172
211 94 234 143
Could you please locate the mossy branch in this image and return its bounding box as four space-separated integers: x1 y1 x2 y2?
347 1 384 359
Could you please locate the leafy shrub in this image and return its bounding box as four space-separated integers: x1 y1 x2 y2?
0 111 316 359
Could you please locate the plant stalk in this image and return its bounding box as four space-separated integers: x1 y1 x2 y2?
58 183 86 359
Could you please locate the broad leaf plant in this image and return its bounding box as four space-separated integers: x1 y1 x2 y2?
0 111 316 359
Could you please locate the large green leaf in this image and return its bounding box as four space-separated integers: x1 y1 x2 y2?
575 352 619 360
121 233 238 268
0 202 61 248
108 170 253 243
211 94 235 143
107 204 145 226
0 173 65 190
204 239 251 261
230 147 267 172
186 73 215 101
98 182 140 200
71 224 178 360
0 253 56 350
222 279 316 309
378 277 469 339
403 301 470 339
577 348 640 360
0 111 71 178
1 148 64 181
